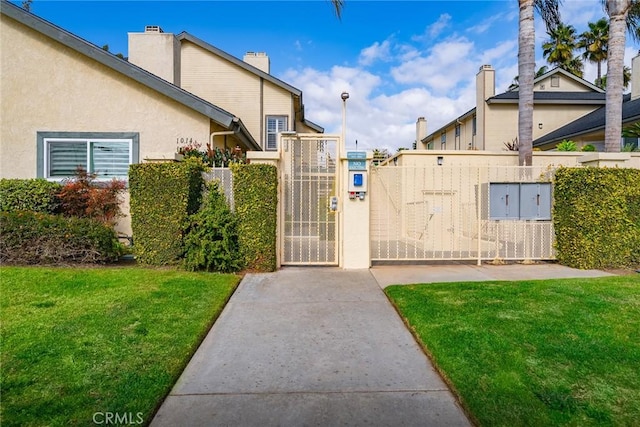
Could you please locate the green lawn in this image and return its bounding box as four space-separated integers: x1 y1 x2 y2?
385 275 640 427
0 266 240 426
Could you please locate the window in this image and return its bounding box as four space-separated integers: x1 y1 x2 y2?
427 140 434 150
550 75 560 87
455 123 461 137
37 132 139 180
440 131 446 147
472 115 477 135
266 116 288 151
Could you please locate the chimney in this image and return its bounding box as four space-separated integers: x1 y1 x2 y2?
128 26 181 86
243 52 270 74
632 51 640 100
416 117 427 146
475 64 495 150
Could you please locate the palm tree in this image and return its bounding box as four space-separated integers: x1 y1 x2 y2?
331 0 345 19
603 0 639 152
508 65 549 91
578 18 609 84
598 65 632 88
331 0 561 165
519 0 562 166
542 22 583 76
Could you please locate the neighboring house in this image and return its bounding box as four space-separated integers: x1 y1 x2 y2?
419 59 640 152
0 0 323 234
128 27 323 151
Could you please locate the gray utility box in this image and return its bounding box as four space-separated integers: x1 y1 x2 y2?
481 182 552 221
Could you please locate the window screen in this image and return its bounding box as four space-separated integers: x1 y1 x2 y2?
266 116 288 151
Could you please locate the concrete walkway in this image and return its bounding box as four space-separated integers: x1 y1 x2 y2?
151 268 471 426
371 262 613 288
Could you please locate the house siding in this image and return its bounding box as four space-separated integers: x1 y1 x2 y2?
0 14 211 178
179 40 296 148
1 14 216 235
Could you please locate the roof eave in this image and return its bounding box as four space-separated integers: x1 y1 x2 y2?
1 0 239 129
421 108 476 143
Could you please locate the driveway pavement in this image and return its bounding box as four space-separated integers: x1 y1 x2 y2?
151 268 471 426
152 262 614 426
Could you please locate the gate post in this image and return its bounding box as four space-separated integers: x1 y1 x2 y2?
340 150 373 269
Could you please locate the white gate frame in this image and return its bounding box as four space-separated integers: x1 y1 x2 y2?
279 133 342 266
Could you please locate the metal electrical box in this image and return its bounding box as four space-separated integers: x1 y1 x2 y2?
484 182 552 220
348 171 368 192
520 183 552 220
489 183 521 220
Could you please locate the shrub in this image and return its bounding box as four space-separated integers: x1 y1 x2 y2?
0 179 61 213
183 181 242 272
556 139 578 151
554 167 640 269
57 167 126 225
232 164 277 272
129 159 204 265
0 211 123 264
581 144 596 152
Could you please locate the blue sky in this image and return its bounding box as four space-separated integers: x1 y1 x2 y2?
20 1 640 151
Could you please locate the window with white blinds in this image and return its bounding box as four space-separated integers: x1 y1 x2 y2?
45 138 132 179
265 116 288 151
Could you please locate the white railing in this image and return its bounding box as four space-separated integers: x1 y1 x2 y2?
203 167 234 210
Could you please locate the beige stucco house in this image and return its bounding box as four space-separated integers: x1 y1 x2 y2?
420 59 640 152
128 27 323 151
0 0 323 234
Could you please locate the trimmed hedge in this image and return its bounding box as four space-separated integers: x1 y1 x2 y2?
0 179 61 213
0 211 122 264
554 167 640 269
232 164 277 271
129 160 204 265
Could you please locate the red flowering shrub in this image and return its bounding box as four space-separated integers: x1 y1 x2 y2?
58 167 126 226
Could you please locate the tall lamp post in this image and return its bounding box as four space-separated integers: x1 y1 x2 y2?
341 91 349 151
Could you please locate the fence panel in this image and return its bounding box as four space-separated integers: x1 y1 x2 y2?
370 164 556 263
203 168 234 210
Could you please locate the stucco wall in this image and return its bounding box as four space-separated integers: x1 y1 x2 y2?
1 14 212 178
391 151 585 168
536 73 593 92
179 41 294 147
0 15 223 236
484 104 599 151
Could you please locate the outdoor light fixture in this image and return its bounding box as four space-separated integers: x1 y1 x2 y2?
341 91 350 151
437 156 444 166
538 123 543 129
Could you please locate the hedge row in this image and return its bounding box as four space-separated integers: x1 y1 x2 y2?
232 164 278 272
0 179 61 213
129 160 204 265
0 211 123 264
554 167 640 269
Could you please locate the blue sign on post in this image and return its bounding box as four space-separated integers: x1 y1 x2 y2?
347 151 367 171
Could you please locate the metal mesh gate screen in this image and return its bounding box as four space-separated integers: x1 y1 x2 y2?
370 165 557 262
282 137 338 264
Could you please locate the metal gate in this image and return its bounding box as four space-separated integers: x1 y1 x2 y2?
281 135 339 265
370 164 557 263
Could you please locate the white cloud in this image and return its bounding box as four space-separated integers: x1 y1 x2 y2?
391 36 476 94
279 1 637 153
412 14 452 42
358 40 392 66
